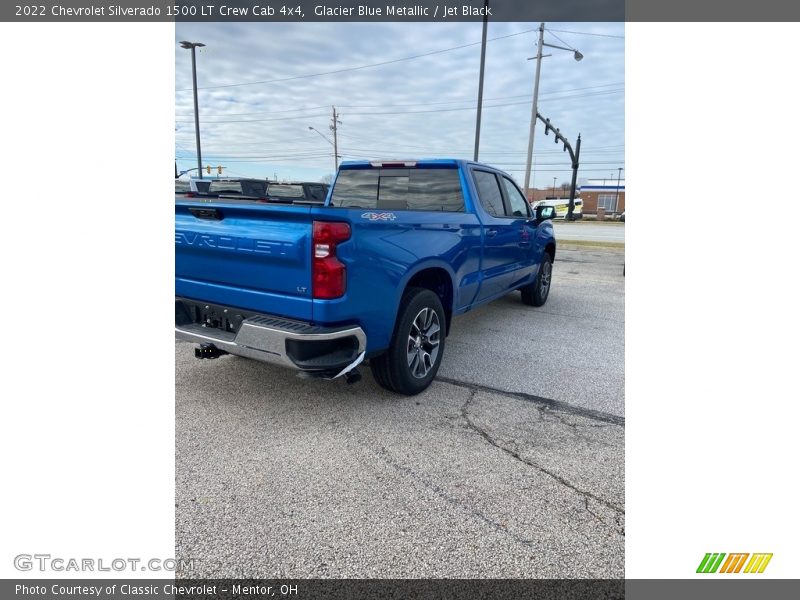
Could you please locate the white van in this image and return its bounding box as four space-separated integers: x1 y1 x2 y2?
531 198 583 219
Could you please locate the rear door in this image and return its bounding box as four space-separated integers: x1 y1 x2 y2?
471 169 521 301
175 202 314 320
497 175 538 286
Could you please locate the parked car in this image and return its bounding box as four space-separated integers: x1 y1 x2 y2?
175 178 330 205
531 197 583 219
263 181 329 204
175 159 556 395
177 177 269 201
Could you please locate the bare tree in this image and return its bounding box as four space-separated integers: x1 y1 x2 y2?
319 174 334 184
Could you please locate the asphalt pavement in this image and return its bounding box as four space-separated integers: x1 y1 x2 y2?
175 247 625 578
440 246 625 417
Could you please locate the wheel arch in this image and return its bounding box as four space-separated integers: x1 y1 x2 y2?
398 262 456 335
545 241 556 263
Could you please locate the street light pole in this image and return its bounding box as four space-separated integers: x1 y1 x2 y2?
552 177 557 197
523 23 545 197
180 41 205 179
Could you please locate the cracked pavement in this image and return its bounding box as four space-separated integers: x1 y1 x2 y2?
176 247 624 578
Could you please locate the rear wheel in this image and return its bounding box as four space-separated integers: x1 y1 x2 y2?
521 253 552 307
370 287 446 395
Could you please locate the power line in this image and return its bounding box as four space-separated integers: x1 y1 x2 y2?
502 168 625 173
333 131 624 151
340 89 622 115
176 136 332 147
545 28 625 40
176 27 538 92
175 81 625 123
336 144 622 159
177 139 624 157
177 132 624 151
545 29 576 50
174 104 331 118
201 151 336 159
176 88 623 124
196 154 335 163
175 112 329 124
174 82 625 118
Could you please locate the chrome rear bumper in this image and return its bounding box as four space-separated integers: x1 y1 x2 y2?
175 299 366 372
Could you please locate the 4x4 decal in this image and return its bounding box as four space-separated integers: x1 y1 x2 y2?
360 212 397 221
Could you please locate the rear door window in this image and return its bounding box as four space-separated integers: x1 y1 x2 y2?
472 170 505 218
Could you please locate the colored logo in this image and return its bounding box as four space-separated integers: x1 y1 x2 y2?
360 212 396 221
696 553 773 574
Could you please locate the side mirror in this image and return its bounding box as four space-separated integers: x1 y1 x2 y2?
535 205 556 222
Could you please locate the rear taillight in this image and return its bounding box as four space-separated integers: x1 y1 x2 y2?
312 221 351 299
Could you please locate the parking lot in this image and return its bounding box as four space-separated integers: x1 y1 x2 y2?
175 245 625 578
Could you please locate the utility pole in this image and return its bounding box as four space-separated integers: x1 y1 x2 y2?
614 167 623 214
473 0 489 161
330 106 342 171
523 24 583 197
523 23 545 197
552 177 557 197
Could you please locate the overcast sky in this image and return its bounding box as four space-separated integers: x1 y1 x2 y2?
175 22 624 188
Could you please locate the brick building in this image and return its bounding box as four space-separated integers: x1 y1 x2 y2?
525 188 569 203
579 179 625 216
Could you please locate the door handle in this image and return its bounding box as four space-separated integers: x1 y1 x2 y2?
486 228 498 238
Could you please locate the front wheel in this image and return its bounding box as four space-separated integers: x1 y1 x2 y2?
521 253 552 307
370 287 446 395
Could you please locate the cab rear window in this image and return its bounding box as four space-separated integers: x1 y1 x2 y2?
330 168 465 212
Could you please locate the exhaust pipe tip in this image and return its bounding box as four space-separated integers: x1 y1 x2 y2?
345 368 362 385
195 344 228 360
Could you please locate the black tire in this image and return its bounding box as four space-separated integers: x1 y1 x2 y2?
521 253 553 307
370 287 446 395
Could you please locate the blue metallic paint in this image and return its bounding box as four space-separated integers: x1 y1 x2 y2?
175 160 555 355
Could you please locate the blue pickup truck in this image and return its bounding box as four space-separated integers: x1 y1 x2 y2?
175 159 556 395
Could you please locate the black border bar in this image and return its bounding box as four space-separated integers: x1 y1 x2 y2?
5 0 800 22
5 579 800 600
5 579 625 600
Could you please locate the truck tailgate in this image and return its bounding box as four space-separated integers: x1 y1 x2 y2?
175 202 314 320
